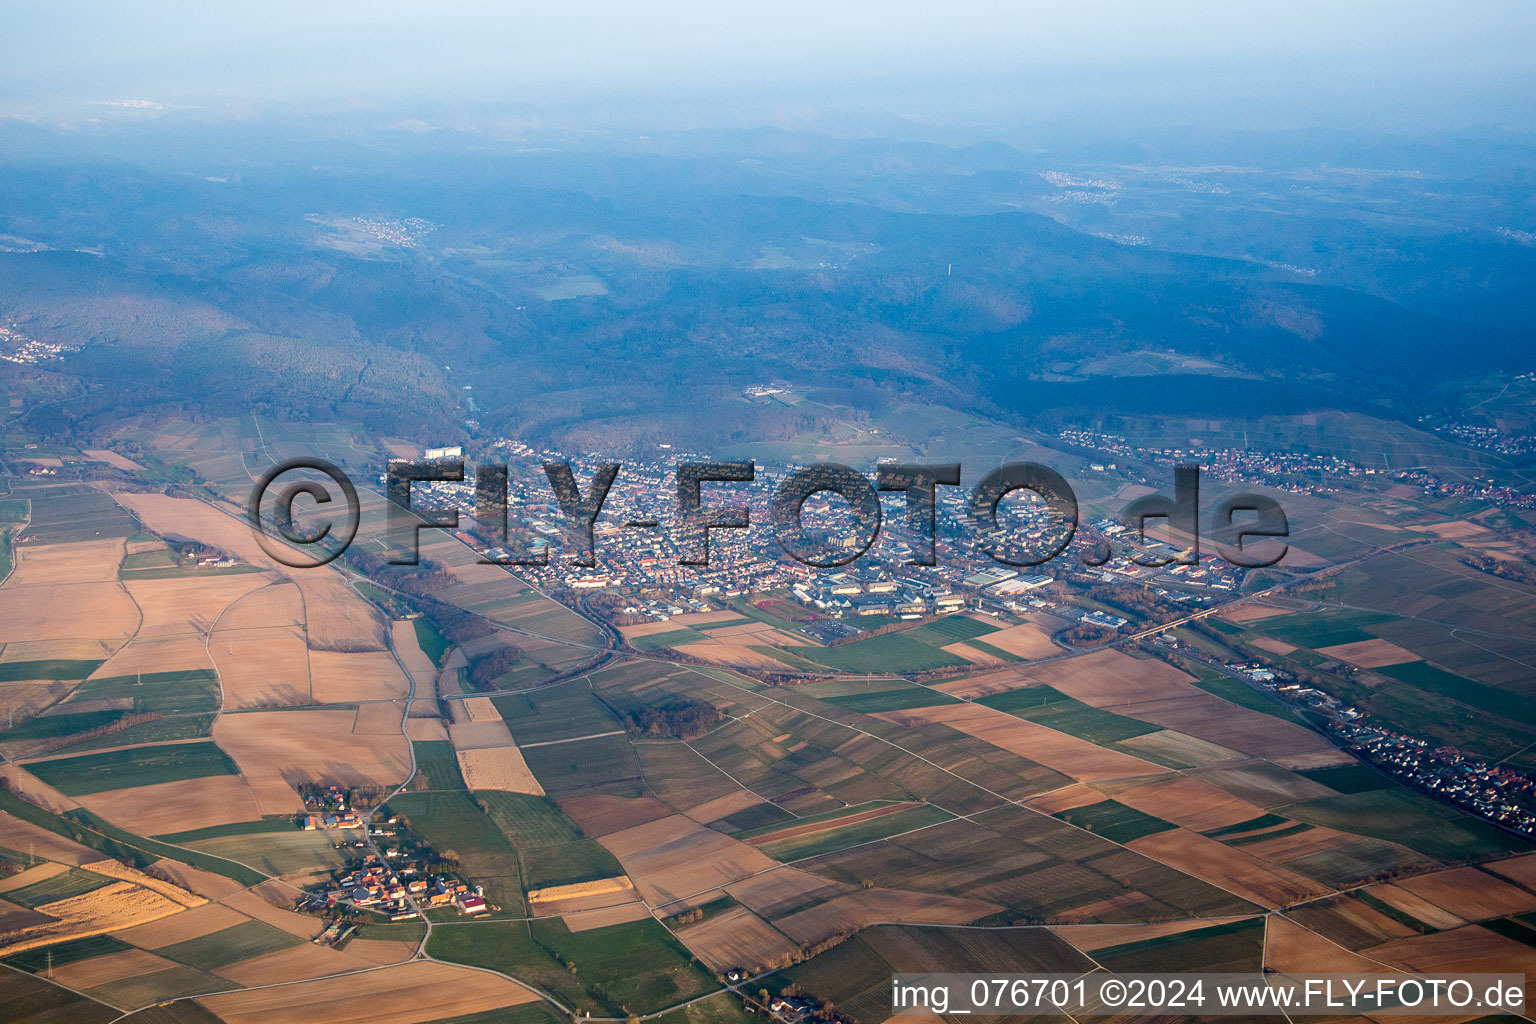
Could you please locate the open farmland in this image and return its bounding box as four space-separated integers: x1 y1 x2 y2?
23 742 240 796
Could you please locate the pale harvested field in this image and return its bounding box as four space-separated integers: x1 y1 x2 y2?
0 811 98 865
1112 775 1270 831
449 720 516 749
1117 729 1241 768
0 881 186 958
1486 852 1536 889
941 642 1006 666
1287 895 1416 949
216 582 305 629
0 638 118 663
199 959 540 1024
213 942 374 985
558 794 675 837
457 746 543 795
0 582 139 643
213 709 410 814
1250 636 1298 656
620 620 692 640
126 574 273 638
1111 695 1333 758
83 449 145 471
211 625 311 707
979 622 1062 659
462 696 502 723
1027 784 1106 814
1217 603 1290 623
391 621 438 696
227 884 330 938
1364 924 1536 975
724 866 854 919
675 644 793 669
1392 867 1536 922
1192 763 1336 807
0 684 63 727
679 904 797 971
1264 914 1390 973
933 666 1032 699
52 947 178 988
1272 748 1358 771
344 938 419 965
1315 638 1419 668
564 901 652 932
703 621 777 640
115 493 282 568
148 858 247 900
297 576 387 651
7 539 124 586
115 901 249 947
528 876 634 905
353 702 405 735
76 775 265 837
79 859 203 908
1053 918 1244 953
94 635 214 677
1027 649 1205 706
774 888 1001 946
1127 829 1325 907
1409 521 1492 540
309 649 409 703
0 764 79 814
404 717 450 742
673 611 747 626
598 813 778 907
874 704 1167 783
0 862 65 893
447 561 509 585
683 789 764 823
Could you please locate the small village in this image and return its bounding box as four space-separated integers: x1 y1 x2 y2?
292 787 490 924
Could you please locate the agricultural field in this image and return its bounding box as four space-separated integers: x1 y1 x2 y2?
0 451 1532 1024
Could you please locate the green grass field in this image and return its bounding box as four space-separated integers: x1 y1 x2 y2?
412 740 467 790
811 683 959 714
45 713 217 756
1378 661 1536 726
627 628 703 651
1053 800 1177 844
25 740 240 795
152 816 296 844
413 618 451 666
2 867 115 908
0 963 119 1024
185 831 346 876
528 917 719 1015
66 670 220 715
900 615 1000 645
154 919 304 971
2 934 131 973
981 685 1161 744
0 659 104 683
519 732 643 796
1297 764 1391 793
1092 918 1265 972
390 791 523 913
1247 608 1396 649
802 632 969 674
1280 789 1526 862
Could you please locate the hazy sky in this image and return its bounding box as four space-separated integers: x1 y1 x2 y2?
5 2 1535 132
